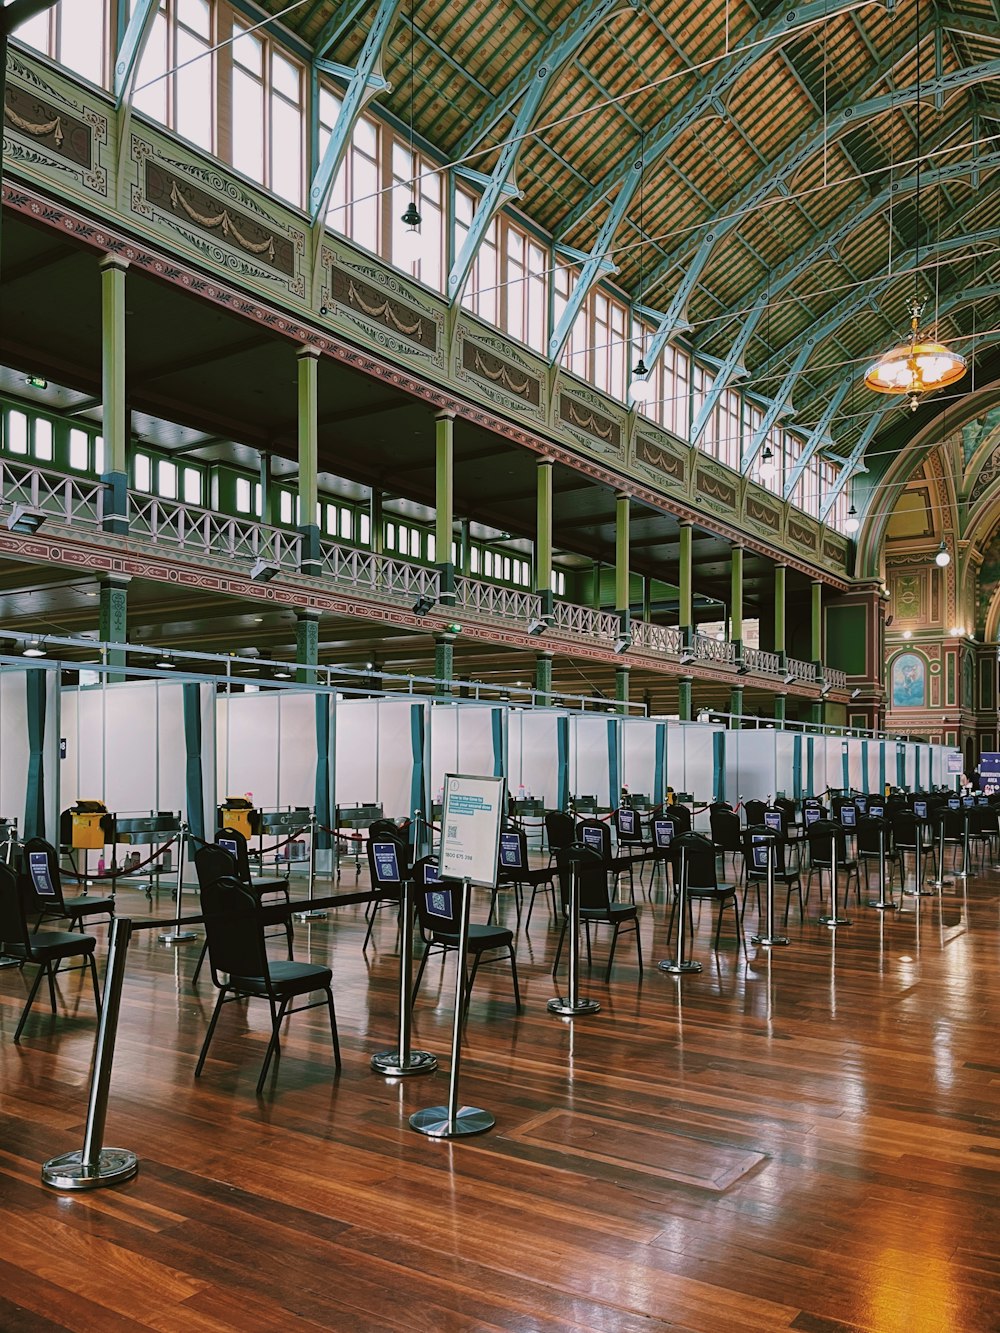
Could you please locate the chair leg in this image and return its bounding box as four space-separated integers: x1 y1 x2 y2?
257 997 289 1096
411 944 433 1007
195 988 228 1077
284 917 294 960
13 963 49 1043
45 960 58 1013
714 901 724 952
464 952 482 1015
326 988 342 1070
584 919 592 967
634 917 643 975
605 922 619 982
508 946 521 1009
88 954 102 1014
191 938 209 987
362 899 379 951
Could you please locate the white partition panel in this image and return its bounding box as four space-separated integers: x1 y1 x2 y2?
430 703 459 802
680 723 721 811
456 705 495 781
335 699 380 809
572 715 612 807
726 730 777 806
0 667 59 841
377 699 421 821
509 709 559 807
218 692 280 808
621 718 656 803
276 691 317 809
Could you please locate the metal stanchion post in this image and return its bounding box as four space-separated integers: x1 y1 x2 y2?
159 824 196 944
372 880 437 1077
868 822 895 909
819 831 851 927
953 811 973 882
659 843 703 973
928 815 950 890
295 815 327 920
42 917 139 1190
410 878 494 1136
751 837 789 947
548 863 601 1015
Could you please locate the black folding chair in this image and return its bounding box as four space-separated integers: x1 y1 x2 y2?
364 831 407 950
668 832 744 955
554 843 642 982
21 837 115 933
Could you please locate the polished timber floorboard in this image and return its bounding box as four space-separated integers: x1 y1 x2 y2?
2 856 1000 1332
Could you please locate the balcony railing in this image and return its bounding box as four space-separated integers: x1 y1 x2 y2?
0 458 105 527
455 578 542 622
692 632 736 665
825 666 848 690
743 646 781 676
786 657 817 684
319 544 439 602
131 495 303 570
630 621 684 655
551 601 621 641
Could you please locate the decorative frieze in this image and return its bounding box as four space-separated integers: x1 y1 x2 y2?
3 49 107 194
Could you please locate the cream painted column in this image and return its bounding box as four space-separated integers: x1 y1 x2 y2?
101 255 129 535
435 411 455 605
297 345 321 575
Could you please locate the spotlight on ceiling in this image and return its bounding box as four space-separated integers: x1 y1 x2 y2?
935 541 950 568
783 671 795 685
613 635 630 655
155 654 176 670
527 617 548 637
843 504 860 536
680 652 696 666
850 688 862 699
22 639 47 658
736 661 750 675
6 505 45 534
412 594 435 616
273 666 292 679
250 557 279 582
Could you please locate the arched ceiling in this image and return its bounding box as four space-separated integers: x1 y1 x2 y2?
258 0 1000 480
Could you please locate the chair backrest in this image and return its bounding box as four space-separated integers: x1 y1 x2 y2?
410 856 463 935
545 811 576 853
195 842 240 893
890 809 922 849
709 801 733 814
369 817 402 842
613 806 642 845
743 825 786 876
762 807 787 837
21 837 66 911
806 818 847 866
774 798 796 823
556 843 611 913
367 831 407 889
666 803 692 835
498 827 528 874
710 807 742 852
215 827 253 885
0 862 30 951
743 799 767 826
200 874 268 984
855 815 888 857
671 832 718 890
576 818 612 863
940 808 964 839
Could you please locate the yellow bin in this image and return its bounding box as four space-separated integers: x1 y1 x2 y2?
71 799 108 850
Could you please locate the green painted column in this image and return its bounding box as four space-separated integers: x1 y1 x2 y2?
774 693 787 727
101 256 129 535
615 665 630 715
774 563 787 660
731 544 744 653
435 411 455 604
615 492 630 626
295 610 320 684
434 632 454 696
729 684 743 728
591 560 602 610
459 517 472 576
678 675 693 723
810 700 824 728
370 489 384 555
679 522 693 644
534 650 553 705
297 346 321 574
811 580 823 668
99 573 128 675
536 458 554 618
259 450 275 526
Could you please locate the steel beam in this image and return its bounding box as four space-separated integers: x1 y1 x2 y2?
113 0 159 107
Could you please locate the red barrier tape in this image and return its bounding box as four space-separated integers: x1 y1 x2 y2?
61 836 179 882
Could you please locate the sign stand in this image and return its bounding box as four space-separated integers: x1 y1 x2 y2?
548 863 601 1016
953 810 973 882
410 877 494 1136
751 836 789 947
658 842 703 974
819 832 851 928
929 814 952 890
159 823 196 945
295 814 327 920
868 821 896 910
372 879 437 1078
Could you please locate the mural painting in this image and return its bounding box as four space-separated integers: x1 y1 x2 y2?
891 653 926 708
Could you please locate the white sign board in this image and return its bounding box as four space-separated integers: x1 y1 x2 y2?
439 773 505 887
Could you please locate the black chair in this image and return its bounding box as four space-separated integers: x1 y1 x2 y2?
890 809 935 893
364 830 407 950
667 832 743 954
0 863 102 1044
495 826 553 925
553 843 641 982
410 857 520 1015
216 827 293 912
805 819 860 911
856 815 899 902
21 837 115 933
970 803 999 869
710 807 744 881
195 874 340 1096
665 803 692 836
192 843 293 984
741 825 804 924
743 799 767 827
545 811 576 864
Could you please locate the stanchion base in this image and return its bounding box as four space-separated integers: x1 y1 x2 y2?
42 1147 138 1191
925 880 950 891
159 930 197 944
370 1049 438 1077
294 909 328 921
819 914 852 927
867 900 897 910
0 956 21 969
952 871 973 882
409 1105 495 1137
547 996 601 1015
751 934 790 947
657 959 703 974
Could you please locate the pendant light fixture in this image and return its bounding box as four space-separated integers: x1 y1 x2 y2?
843 503 860 535
863 7 966 409
759 445 775 483
934 540 950 567
398 0 423 264
628 134 653 404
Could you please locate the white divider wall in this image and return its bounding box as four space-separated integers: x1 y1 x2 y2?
335 699 380 809
621 717 656 802
0 666 60 842
429 703 496 796
508 709 559 807
678 722 722 819
217 688 316 811
725 730 777 806
571 715 612 807
378 699 422 822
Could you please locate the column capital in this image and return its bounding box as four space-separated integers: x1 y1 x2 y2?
615 490 630 503
536 454 554 469
297 343 321 362
99 253 129 275
295 608 322 624
434 408 456 423
97 572 132 588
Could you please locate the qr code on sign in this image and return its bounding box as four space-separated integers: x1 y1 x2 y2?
447 824 458 839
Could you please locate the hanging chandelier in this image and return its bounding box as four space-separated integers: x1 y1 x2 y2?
864 301 966 410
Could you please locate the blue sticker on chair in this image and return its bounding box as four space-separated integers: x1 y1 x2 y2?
422 862 441 884
653 819 674 848
618 808 636 835
582 826 605 854
804 807 821 826
914 801 928 819
29 850 56 897
948 797 960 810
499 832 523 869
218 838 238 858
425 887 453 918
856 796 867 813
764 811 782 832
869 805 884 818
373 843 401 883
751 835 770 871
840 806 857 827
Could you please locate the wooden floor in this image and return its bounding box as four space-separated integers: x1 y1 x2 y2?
2 849 1000 1332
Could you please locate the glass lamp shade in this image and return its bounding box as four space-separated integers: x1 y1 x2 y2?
628 358 654 403
843 506 860 536
864 339 967 396
935 542 950 567
758 448 775 482
397 201 424 264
